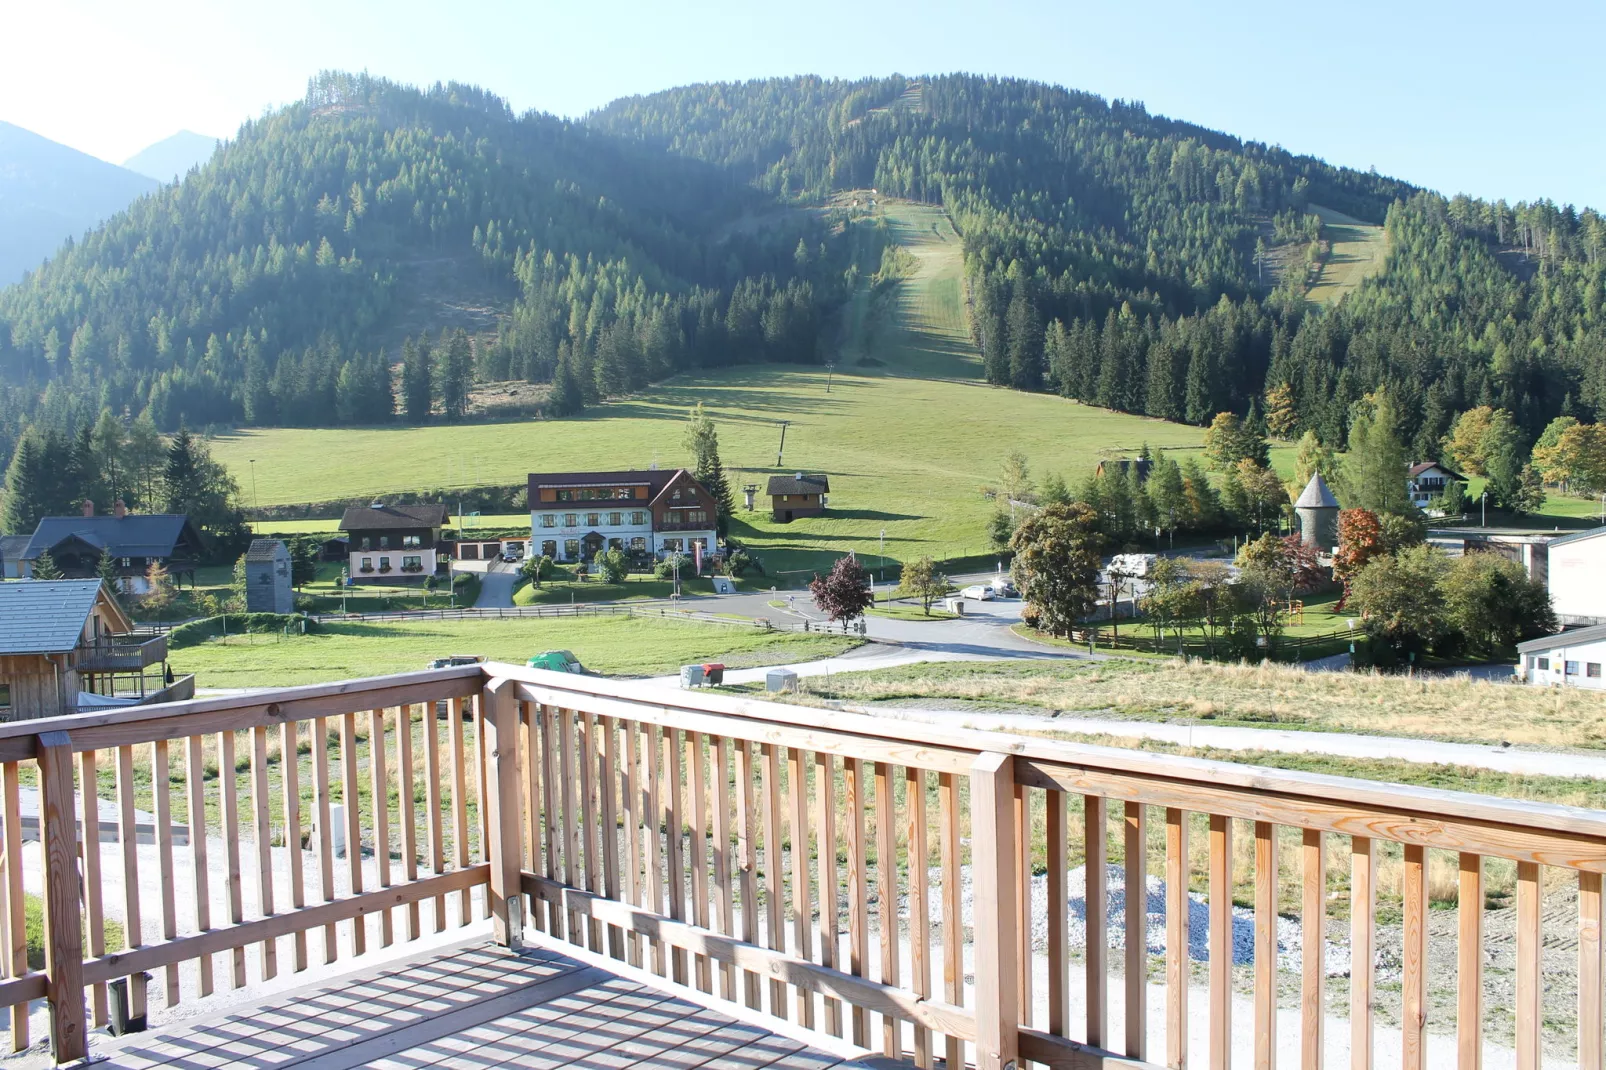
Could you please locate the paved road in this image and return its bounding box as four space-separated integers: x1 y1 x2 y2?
474 562 520 609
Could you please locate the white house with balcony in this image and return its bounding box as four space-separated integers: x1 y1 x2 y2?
526 469 719 564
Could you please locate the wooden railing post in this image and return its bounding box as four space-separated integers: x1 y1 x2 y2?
971 752 1019 1070
483 679 525 948
37 731 86 1063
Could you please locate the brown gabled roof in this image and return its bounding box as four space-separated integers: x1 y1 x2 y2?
527 469 713 509
1407 461 1466 481
339 503 450 531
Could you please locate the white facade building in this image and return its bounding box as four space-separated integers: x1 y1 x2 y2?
1546 526 1606 626
1517 623 1606 689
526 469 718 564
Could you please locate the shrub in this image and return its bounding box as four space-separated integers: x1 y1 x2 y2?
654 554 686 581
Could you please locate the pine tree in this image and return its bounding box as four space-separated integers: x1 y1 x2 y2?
437 330 473 421
162 427 199 513
30 552 62 580
402 336 434 422
682 402 735 535
1 430 48 535
548 347 585 418
1343 391 1414 517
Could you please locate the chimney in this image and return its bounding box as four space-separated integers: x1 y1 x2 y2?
81 499 94 518
113 498 127 519
795 472 804 481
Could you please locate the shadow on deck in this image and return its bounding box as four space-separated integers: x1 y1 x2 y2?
95 941 880 1070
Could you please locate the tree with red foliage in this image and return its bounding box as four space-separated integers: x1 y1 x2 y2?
809 555 874 631
1280 535 1328 593
1332 508 1385 609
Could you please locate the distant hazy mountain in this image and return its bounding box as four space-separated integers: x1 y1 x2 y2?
0 121 158 285
123 130 219 183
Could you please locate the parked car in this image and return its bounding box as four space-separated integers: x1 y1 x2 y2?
961 584 995 601
988 577 1017 597
527 649 589 674
426 654 486 670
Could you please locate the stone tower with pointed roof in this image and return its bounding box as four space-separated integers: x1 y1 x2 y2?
1294 473 1341 551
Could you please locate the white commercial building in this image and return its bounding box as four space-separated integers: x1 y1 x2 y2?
1517 623 1606 689
1546 526 1606 626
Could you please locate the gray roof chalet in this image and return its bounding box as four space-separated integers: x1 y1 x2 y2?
245 539 287 561
1294 473 1341 510
765 474 830 496
0 535 29 565
22 514 200 561
0 580 109 655
1518 622 1606 654
339 503 450 531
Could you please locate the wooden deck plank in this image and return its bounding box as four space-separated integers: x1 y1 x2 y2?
97 940 867 1070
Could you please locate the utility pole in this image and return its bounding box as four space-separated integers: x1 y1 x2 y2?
775 420 790 467
825 362 835 393
879 529 886 584
1481 491 1488 527
248 460 259 533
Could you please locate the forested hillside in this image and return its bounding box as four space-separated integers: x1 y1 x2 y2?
3 71 1603 497
0 72 849 461
593 75 1606 458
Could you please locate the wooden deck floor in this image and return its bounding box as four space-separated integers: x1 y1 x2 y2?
95 942 878 1070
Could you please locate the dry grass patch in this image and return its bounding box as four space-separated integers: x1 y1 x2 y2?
786 657 1606 749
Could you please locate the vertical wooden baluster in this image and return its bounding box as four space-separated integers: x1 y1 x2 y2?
38 733 86 1063
1166 808 1188 1070
1208 814 1232 1070
623 719 641 964
1351 836 1375 1070
939 771 963 1070
1303 830 1326 1070
875 760 899 1057
1402 844 1427 1070
664 725 688 985
690 730 713 992
971 753 1020 1070
518 704 537 917
1046 788 1068 1040
1016 784 1033 1030
252 724 280 974
761 742 786 1017
393 707 417 944
541 705 564 942
4 761 28 1049
340 712 366 954
559 707 581 943
423 706 446 935
185 734 213 996
581 710 602 951
817 751 841 1036
1457 853 1482 1070
365 710 392 949
448 698 470 927
845 755 870 1044
217 730 245 988
907 766 931 1068
715 736 736 1001
153 741 179 1006
645 723 665 975
115 746 145 1032
311 718 337 960
77 750 107 1027
1516 861 1541 1070
601 715 623 960
1255 821 1278 1070
1126 802 1149 1061
1580 870 1603 1070
788 744 814 1028
475 695 492 889
736 738 761 1010
280 720 309 968
1087 794 1108 1049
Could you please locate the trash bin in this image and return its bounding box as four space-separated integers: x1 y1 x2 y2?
702 662 726 686
766 668 798 693
680 664 705 689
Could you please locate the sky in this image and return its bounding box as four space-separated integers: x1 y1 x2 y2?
3 0 1602 210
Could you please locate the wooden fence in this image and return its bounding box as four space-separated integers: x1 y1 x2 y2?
0 663 1602 1068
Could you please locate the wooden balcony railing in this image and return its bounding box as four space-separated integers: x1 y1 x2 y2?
74 633 168 674
1 662 1603 1068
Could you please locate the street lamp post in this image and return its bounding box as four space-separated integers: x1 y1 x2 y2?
879 529 885 584
1481 491 1488 527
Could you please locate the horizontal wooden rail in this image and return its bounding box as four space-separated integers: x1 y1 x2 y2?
522 873 977 1042
81 865 488 986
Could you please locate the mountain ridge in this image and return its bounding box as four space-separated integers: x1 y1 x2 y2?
123 130 221 183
